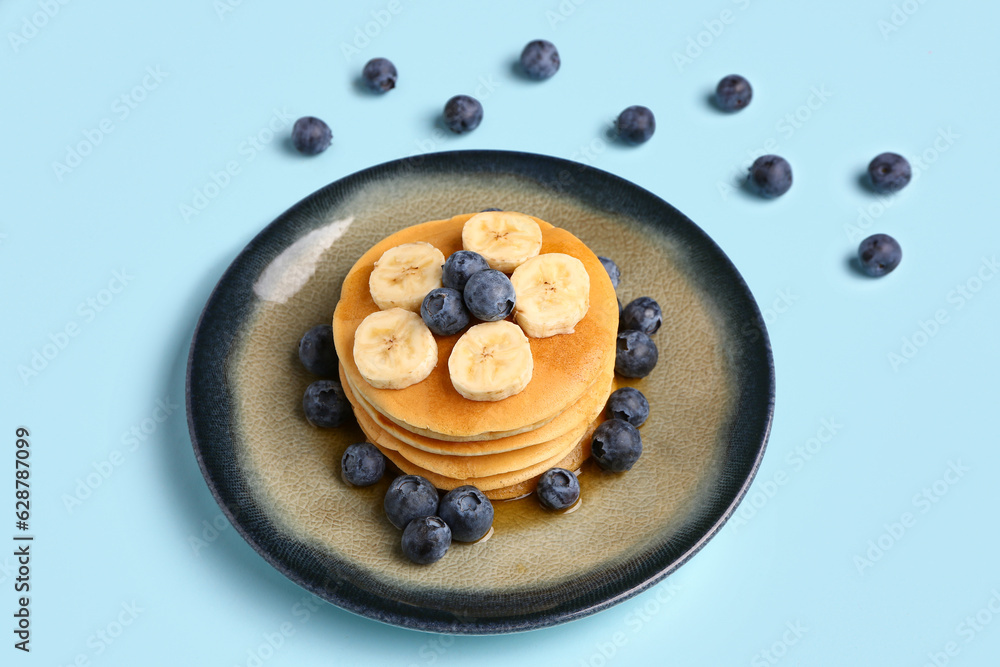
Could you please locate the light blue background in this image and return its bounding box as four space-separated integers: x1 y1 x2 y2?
4 0 999 664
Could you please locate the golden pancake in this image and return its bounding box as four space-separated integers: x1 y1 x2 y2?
333 213 618 441
341 366 610 478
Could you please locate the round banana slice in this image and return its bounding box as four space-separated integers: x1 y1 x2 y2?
509 253 590 338
448 321 533 401
461 211 542 273
369 242 445 312
353 308 438 390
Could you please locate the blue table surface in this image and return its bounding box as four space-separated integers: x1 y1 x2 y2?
4 0 999 664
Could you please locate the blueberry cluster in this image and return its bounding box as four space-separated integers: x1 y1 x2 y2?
298 325 351 427
419 250 515 334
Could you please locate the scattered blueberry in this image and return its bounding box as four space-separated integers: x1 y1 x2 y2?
438 486 494 542
384 475 440 530
520 39 561 80
858 234 902 277
606 387 649 428
401 516 451 564
442 250 491 293
463 270 516 321
421 288 470 336
362 57 397 93
747 155 792 198
615 330 659 378
715 74 753 111
298 324 338 377
443 95 483 134
341 442 386 487
621 297 662 335
598 256 621 289
291 116 332 156
591 419 643 472
302 380 351 428
868 152 912 194
616 106 655 145
536 468 580 511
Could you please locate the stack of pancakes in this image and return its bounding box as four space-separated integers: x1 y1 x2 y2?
333 213 619 499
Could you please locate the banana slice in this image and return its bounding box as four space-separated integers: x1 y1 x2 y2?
461 211 542 273
509 253 590 338
448 321 533 401
369 242 445 312
353 308 438 390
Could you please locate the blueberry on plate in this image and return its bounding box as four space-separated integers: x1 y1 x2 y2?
464 270 516 321
747 155 792 198
617 105 655 145
438 486 494 542
868 152 911 194
591 419 643 472
361 57 397 93
421 287 470 336
480 207 503 212
442 250 491 293
615 330 658 378
341 442 386 487
302 380 351 428
858 233 902 277
384 475 440 530
402 516 451 564
606 387 649 428
291 116 332 155
598 256 621 289
621 296 662 335
715 74 753 111
536 468 580 511
298 324 338 376
520 39 560 80
443 95 483 134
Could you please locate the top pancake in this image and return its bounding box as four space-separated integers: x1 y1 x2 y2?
333 213 618 440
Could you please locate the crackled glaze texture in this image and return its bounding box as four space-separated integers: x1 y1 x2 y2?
188 151 773 633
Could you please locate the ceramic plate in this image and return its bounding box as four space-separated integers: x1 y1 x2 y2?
186 150 774 634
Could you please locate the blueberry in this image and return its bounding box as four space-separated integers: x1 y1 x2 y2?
615 330 658 378
341 442 386 487
361 57 397 93
298 324 338 376
401 516 451 564
438 486 494 542
291 116 332 155
715 74 753 111
443 95 483 134
480 207 502 212
591 419 643 472
616 106 655 145
868 152 911 194
442 250 491 293
858 234 902 277
621 296 662 335
302 380 351 428
536 468 580 510
463 270 515 321
384 475 439 530
598 256 621 289
606 387 649 428
747 154 792 198
520 39 560 80
420 288 470 336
